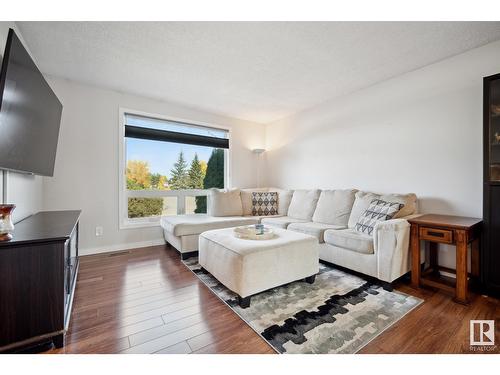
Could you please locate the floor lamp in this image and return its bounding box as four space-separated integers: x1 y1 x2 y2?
252 148 266 188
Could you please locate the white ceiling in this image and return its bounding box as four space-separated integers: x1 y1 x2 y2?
16 21 500 124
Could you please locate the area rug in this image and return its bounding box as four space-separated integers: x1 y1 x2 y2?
183 257 423 354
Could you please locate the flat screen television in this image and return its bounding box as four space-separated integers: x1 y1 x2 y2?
0 28 62 177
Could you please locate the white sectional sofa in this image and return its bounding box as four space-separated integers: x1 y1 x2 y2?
161 187 419 283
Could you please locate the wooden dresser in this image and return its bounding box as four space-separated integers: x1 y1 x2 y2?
0 210 81 352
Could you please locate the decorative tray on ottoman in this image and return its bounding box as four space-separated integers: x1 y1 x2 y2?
233 225 276 240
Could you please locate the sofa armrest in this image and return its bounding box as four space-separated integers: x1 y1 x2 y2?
373 218 411 282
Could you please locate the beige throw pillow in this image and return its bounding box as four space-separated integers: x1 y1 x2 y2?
208 188 243 217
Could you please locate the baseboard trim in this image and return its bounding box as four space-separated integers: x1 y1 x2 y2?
79 238 166 256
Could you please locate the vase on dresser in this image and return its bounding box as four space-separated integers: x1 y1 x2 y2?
0 204 15 241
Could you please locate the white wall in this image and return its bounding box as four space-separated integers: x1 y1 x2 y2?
43 77 266 255
265 39 500 269
0 22 44 223
5 21 498 265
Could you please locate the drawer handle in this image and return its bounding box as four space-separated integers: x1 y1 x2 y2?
427 231 445 237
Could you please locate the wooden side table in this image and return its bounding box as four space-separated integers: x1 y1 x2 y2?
408 214 482 304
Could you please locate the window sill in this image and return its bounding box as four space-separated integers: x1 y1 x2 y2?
120 218 162 230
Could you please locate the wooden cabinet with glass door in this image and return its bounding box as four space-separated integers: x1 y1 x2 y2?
489 79 500 181
483 73 500 297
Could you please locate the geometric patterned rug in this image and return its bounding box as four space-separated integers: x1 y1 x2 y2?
183 257 423 354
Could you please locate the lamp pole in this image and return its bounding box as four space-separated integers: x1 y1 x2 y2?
252 148 265 188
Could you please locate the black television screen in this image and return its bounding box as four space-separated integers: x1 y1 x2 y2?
0 28 62 177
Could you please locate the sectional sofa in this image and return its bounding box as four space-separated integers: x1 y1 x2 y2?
160 187 419 283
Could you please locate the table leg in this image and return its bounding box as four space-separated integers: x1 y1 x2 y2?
429 241 439 275
471 237 480 278
410 224 421 288
454 229 469 304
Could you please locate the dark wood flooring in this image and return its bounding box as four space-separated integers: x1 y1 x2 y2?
45 245 499 354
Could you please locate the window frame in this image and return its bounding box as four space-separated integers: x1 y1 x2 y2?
118 107 231 229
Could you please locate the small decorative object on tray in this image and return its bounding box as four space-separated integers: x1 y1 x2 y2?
255 223 264 235
233 224 276 240
0 204 16 241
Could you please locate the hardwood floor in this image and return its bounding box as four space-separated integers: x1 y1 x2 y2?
45 245 499 354
358 283 499 354
47 245 273 354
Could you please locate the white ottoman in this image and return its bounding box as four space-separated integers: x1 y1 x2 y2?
199 227 319 308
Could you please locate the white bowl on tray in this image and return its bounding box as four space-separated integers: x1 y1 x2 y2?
233 225 276 240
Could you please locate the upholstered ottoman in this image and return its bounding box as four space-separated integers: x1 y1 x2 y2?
199 227 319 308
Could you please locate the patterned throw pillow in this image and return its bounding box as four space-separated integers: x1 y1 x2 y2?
252 192 278 216
355 199 404 235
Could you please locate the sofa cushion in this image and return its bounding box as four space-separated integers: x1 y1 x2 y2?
347 191 380 228
241 188 268 215
267 187 294 216
261 216 309 229
161 214 258 236
208 188 243 217
287 222 346 243
287 189 321 220
312 189 357 226
252 192 278 216
380 193 417 218
354 199 404 235
324 229 374 255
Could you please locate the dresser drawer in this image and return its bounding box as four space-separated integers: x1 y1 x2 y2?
419 227 454 244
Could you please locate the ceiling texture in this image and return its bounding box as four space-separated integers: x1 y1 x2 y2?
16 21 500 124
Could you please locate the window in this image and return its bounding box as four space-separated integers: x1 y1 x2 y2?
119 110 229 228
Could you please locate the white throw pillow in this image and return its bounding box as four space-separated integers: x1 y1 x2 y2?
287 189 321 220
267 187 294 216
312 189 357 226
347 191 380 228
208 188 243 217
241 188 268 216
354 199 404 235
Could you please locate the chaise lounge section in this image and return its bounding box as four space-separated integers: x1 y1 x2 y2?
161 187 292 259
161 214 260 259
